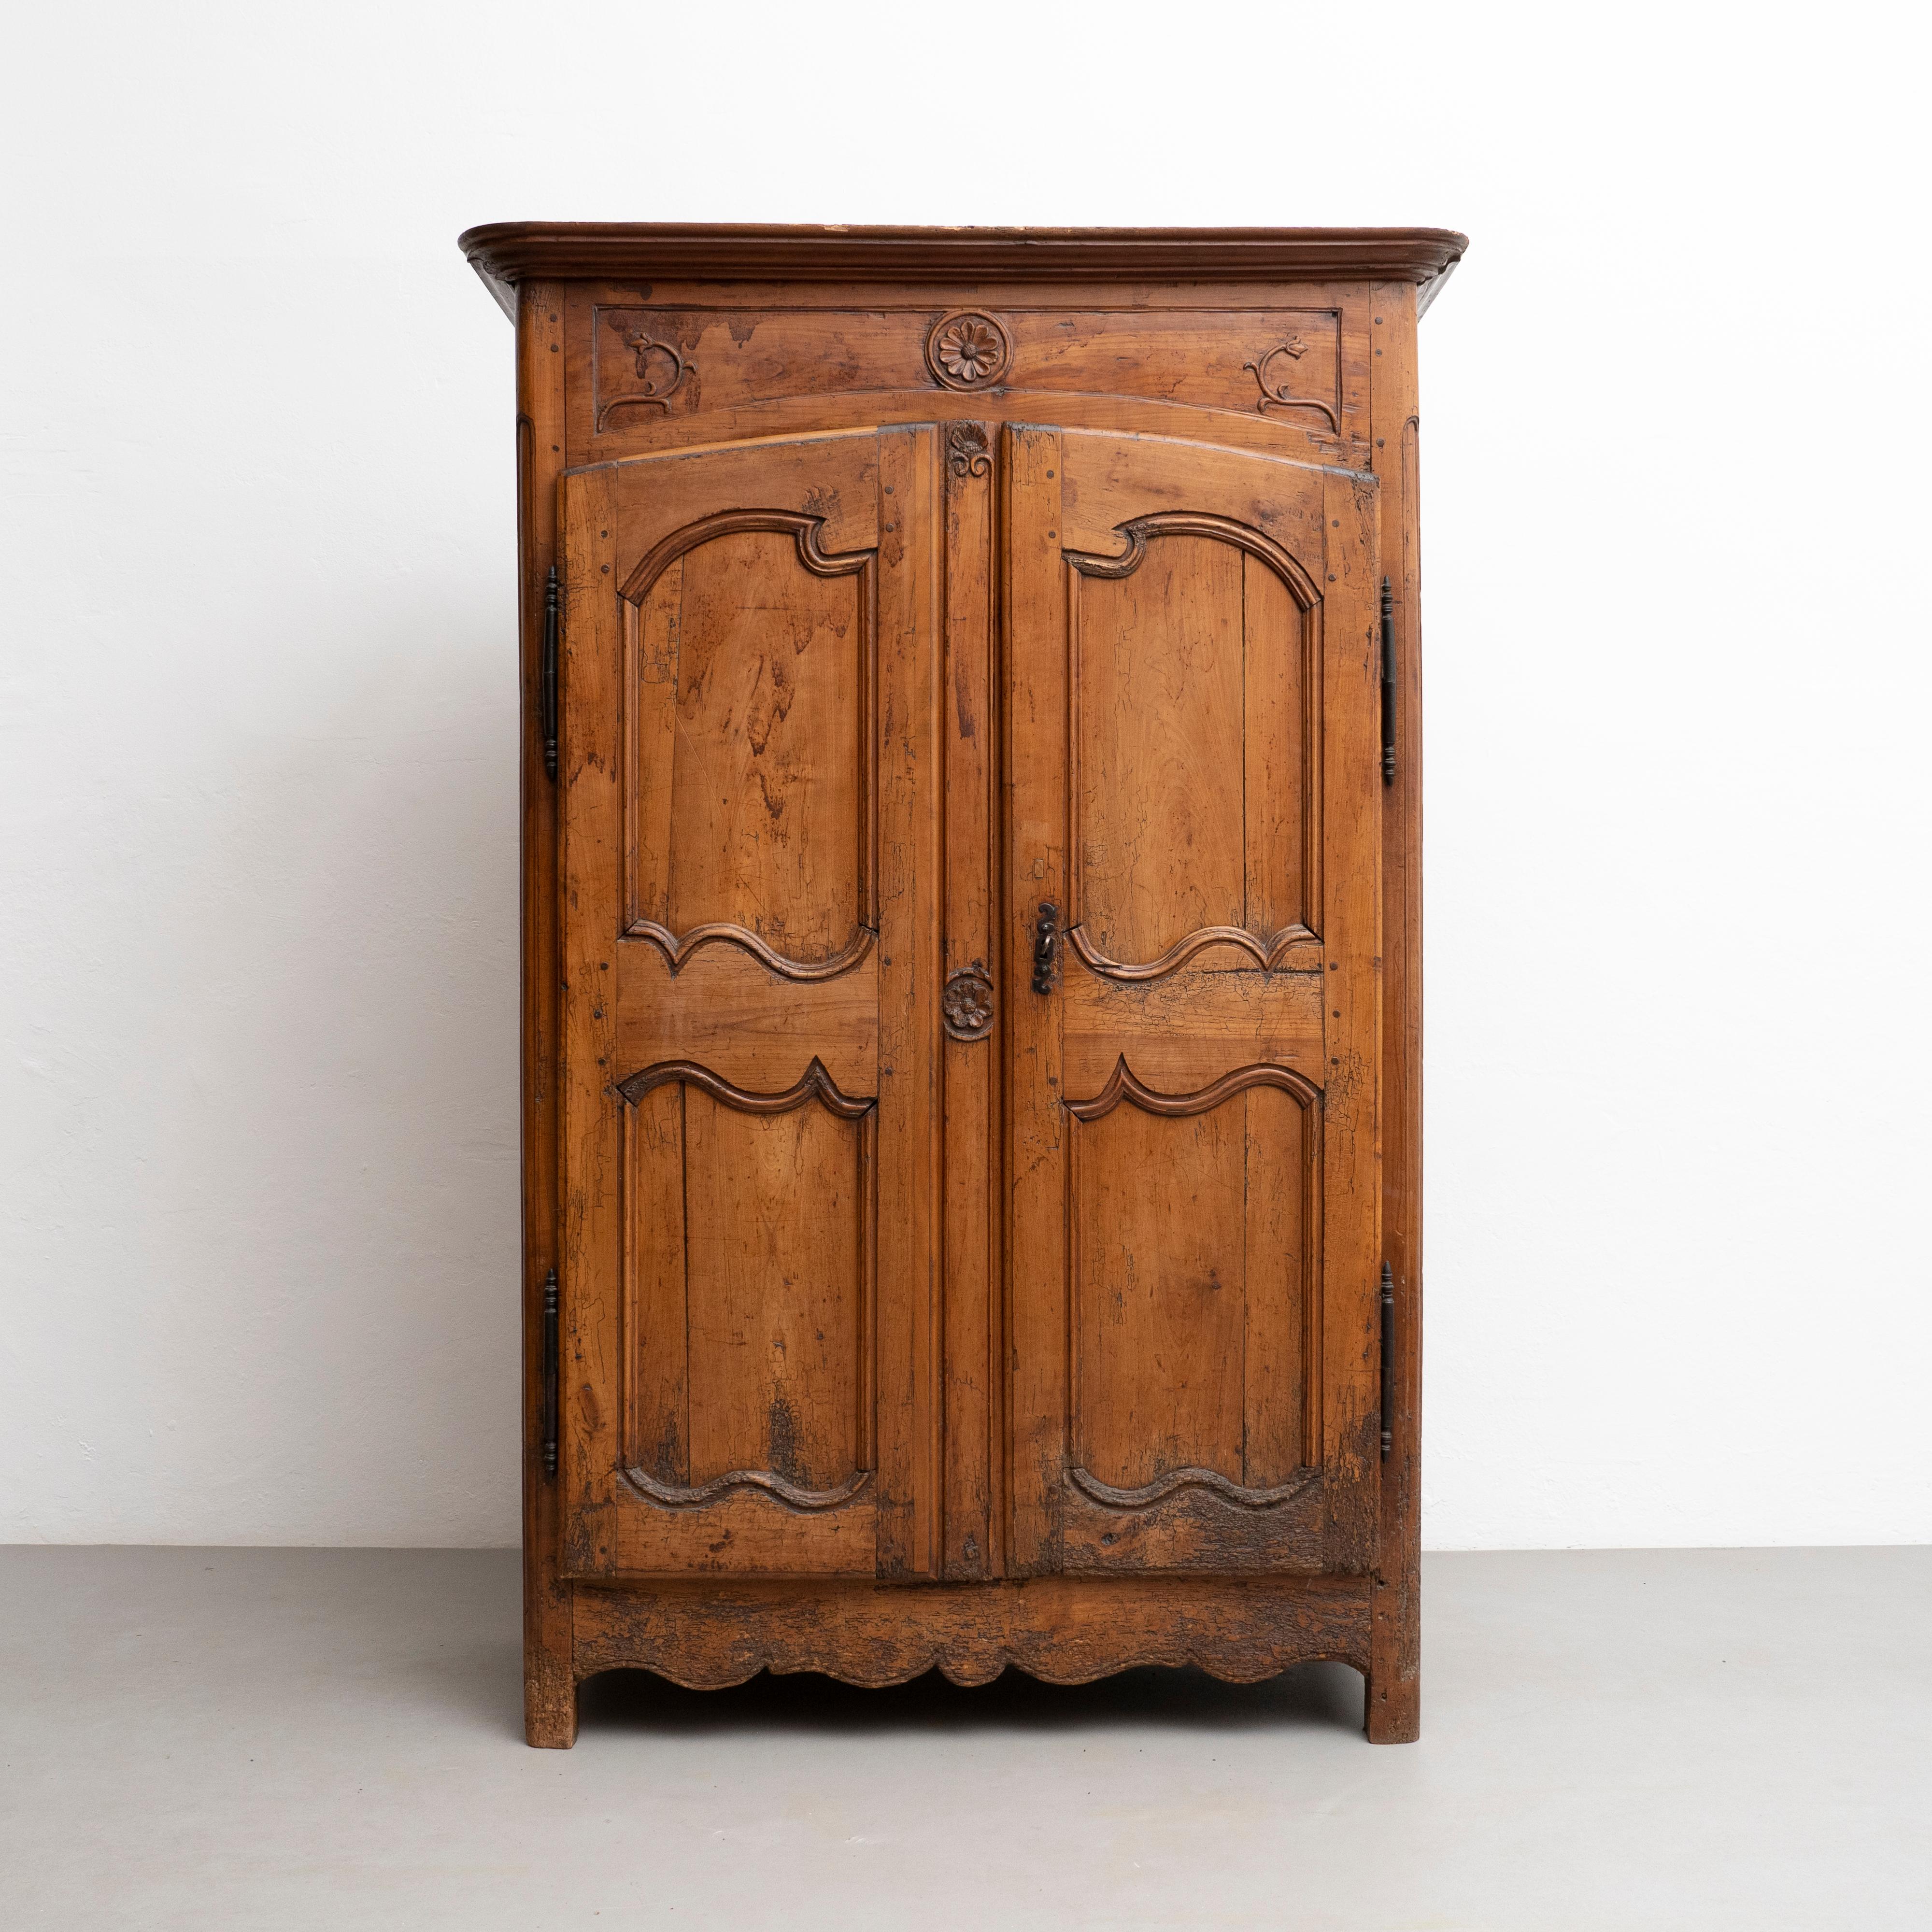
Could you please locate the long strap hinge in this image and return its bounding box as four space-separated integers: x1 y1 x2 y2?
540 1269 559 1478
1379 577 1397 787
1378 1261 1395 1459
541 566 560 781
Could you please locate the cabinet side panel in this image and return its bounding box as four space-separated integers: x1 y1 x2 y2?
1369 280 1422 1743
516 283 575 1748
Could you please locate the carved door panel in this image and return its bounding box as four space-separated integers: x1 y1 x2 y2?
1004 425 1382 1577
557 428 941 1579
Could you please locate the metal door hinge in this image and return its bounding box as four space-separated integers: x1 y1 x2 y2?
541 1269 559 1477
1379 577 1396 787
1379 1261 1395 1459
541 566 560 781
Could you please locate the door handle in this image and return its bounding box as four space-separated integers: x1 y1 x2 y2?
1032 902 1059 994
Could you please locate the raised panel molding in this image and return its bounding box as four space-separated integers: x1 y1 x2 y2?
1064 513 1323 981
617 1060 877 1517
623 509 879 979
1065 1054 1323 1120
1064 1057 1323 1519
621 507 873 604
1065 511 1322 605
622 1465 873 1514
1065 922 1316 981
614 1055 875 1118
630 921 877 983
1067 1464 1320 1510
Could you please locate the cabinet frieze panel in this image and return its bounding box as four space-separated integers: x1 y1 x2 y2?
588 304 1350 434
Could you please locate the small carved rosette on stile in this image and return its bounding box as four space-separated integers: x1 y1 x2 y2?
942 964 995 1041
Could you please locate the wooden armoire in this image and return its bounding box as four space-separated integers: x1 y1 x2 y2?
458 223 1463 1747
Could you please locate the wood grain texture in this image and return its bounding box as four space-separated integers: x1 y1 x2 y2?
1062 503 1321 980
557 465 623 1579
625 516 873 970
515 281 575 1748
1368 282 1424 1743
606 433 880 582
680 1089 867 1492
614 941 878 1098
572 302 1361 447
1002 425 1068 1577
571 1574 1374 1686
1071 531 1247 966
1061 1074 1321 1570
1061 972 1325 1100
1071 1097 1247 1490
869 425 943 1581
1314 464 1383 1577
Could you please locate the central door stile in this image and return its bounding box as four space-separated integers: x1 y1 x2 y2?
1003 424 1071 1577
940 421 1005 1581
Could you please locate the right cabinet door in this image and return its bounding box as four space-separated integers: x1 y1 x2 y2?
1004 425 1383 1577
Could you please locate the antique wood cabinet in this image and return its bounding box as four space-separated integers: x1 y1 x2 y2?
458 224 1463 1747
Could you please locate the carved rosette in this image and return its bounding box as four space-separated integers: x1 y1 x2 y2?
942 964 995 1041
927 311 1011 391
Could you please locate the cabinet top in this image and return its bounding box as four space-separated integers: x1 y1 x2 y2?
457 222 1467 318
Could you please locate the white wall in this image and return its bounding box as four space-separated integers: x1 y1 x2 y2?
2 0 1925 1548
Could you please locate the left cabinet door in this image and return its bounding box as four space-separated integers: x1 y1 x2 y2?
555 428 943 1579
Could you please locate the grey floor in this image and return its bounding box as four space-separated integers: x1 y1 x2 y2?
1 1548 1926 1930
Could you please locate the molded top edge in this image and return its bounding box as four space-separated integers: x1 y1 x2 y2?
457 222 1468 314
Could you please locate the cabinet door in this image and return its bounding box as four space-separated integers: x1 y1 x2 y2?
557 428 942 1579
1005 425 1382 1577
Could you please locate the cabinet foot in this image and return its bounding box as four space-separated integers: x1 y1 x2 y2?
524 1659 578 1748
1363 1668 1420 1743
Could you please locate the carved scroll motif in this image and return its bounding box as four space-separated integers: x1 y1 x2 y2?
1064 511 1321 608
1065 923 1318 981
613 1055 875 1118
629 921 877 983
947 422 993 477
623 1464 872 1513
594 332 692 430
1068 1463 1319 1511
1065 1055 1321 1121
1243 337 1340 428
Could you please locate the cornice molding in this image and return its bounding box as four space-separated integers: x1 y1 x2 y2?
457 223 1469 320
